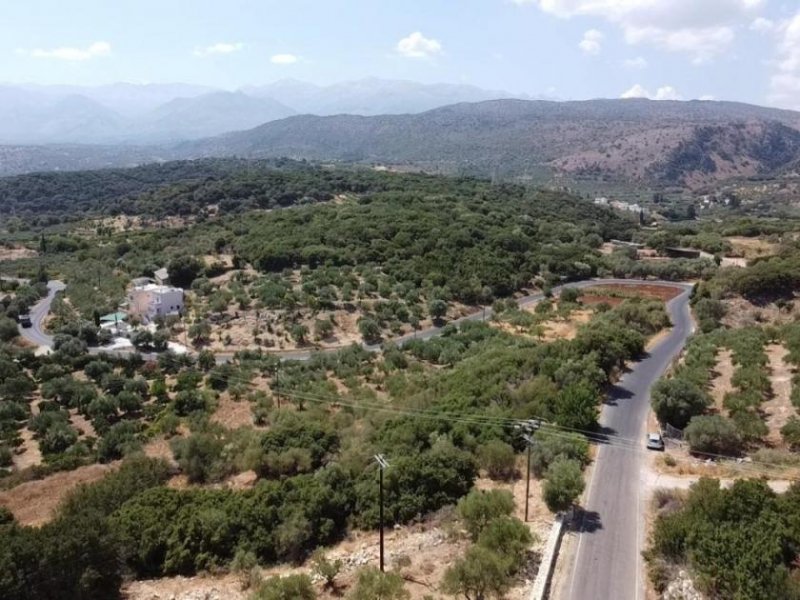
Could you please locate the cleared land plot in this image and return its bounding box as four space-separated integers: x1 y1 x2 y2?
0 462 118 526
763 344 795 446
726 236 780 259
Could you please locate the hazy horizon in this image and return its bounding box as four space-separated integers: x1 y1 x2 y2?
3 1 800 111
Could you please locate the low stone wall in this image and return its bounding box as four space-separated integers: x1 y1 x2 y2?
529 514 565 600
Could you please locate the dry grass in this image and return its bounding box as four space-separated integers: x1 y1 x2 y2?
726 236 780 259
0 245 37 261
537 309 593 341
210 393 258 430
0 462 119 526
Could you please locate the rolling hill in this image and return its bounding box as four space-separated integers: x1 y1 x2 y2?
173 98 800 189
4 97 800 190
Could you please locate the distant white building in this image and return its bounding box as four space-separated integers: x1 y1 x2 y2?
127 282 184 323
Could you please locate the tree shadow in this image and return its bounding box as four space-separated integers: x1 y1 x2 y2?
568 508 603 534
604 383 634 406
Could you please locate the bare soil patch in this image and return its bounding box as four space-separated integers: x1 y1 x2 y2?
537 309 593 341
709 349 735 417
0 462 118 526
12 427 42 471
69 409 97 438
722 296 799 328
143 437 178 467
0 245 37 261
763 344 795 446
582 283 683 303
210 393 257 430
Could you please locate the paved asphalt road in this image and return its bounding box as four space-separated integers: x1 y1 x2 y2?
565 282 694 600
17 280 66 348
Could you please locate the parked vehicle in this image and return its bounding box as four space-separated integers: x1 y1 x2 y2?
18 314 32 328
646 432 665 451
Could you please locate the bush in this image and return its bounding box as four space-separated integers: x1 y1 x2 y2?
457 489 515 540
441 545 511 600
782 417 800 449
542 458 585 513
684 415 743 456
530 430 590 477
477 516 534 573
251 574 316 600
651 378 710 428
97 422 141 462
311 550 342 591
0 316 19 342
347 568 409 600
477 440 517 481
171 432 227 483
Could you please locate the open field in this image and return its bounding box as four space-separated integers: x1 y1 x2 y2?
0 462 119 526
726 236 780 259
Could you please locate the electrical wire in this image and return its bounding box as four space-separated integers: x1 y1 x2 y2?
188 364 800 482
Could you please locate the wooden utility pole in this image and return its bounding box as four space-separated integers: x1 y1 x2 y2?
523 433 533 522
374 454 390 572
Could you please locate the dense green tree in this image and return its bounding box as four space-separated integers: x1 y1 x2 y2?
542 458 585 513
441 545 511 600
477 440 517 481
684 415 743 456
457 489 515 541
651 378 710 428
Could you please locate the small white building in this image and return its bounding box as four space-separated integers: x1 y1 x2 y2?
127 282 184 323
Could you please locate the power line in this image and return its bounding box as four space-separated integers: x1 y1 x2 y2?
197 367 800 481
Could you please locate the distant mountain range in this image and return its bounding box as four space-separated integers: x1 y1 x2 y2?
3 91 800 190
0 79 526 145
176 98 800 188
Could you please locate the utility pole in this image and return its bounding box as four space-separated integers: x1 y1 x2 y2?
518 418 542 523
522 434 533 522
374 454 390 572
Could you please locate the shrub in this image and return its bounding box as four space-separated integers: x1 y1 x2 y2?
457 489 515 540
251 574 316 600
542 458 585 513
97 421 141 462
441 545 511 600
782 417 800 449
347 568 409 600
476 516 534 573
651 378 710 429
530 430 590 477
684 415 743 456
477 440 517 481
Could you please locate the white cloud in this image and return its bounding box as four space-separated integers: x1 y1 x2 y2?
623 56 648 69
526 0 764 63
396 31 442 59
620 83 683 100
620 83 650 98
270 53 299 64
699 94 716 100
579 29 604 54
750 17 774 33
769 12 800 109
654 85 682 100
26 41 111 61
193 42 244 57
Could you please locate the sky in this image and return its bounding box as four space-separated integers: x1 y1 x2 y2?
3 0 800 109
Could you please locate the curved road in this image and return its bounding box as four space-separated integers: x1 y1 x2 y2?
565 282 694 600
21 277 695 598
17 280 66 348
